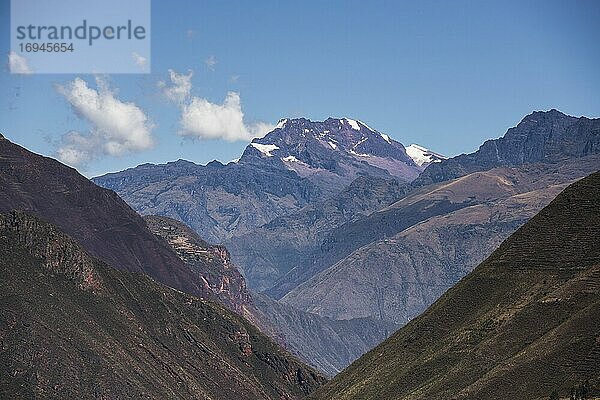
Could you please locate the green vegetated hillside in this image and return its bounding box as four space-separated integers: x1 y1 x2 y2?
311 171 600 400
0 212 324 399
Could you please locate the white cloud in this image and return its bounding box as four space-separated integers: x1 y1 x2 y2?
162 70 273 142
132 52 148 70
8 51 32 74
56 77 154 166
205 55 217 71
158 69 192 103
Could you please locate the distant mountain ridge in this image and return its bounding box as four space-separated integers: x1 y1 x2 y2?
266 110 600 299
281 156 600 324
416 109 600 186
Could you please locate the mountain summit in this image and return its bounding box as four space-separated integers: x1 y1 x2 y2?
93 116 430 242
238 117 424 195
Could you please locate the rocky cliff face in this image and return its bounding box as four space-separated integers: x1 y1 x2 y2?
415 109 600 186
311 171 600 400
0 212 325 399
145 215 252 313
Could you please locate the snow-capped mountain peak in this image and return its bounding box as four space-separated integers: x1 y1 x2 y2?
239 117 425 185
405 144 447 167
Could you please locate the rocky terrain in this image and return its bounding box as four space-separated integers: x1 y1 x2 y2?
281 157 600 324
145 215 252 313
226 176 411 291
310 171 600 400
93 117 426 244
145 215 396 376
415 109 600 186
0 211 325 399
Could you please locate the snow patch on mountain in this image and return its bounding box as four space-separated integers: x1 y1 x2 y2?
282 155 301 163
344 118 361 131
251 143 279 157
405 144 446 166
275 119 288 129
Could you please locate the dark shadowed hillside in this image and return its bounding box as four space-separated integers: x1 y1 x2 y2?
310 171 600 400
0 211 324 399
0 135 208 298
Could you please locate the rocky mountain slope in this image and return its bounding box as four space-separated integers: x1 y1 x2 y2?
93 117 425 243
415 109 600 186
0 211 325 399
144 215 252 313
282 157 600 324
310 171 600 400
226 176 410 291
144 215 396 376
0 134 208 298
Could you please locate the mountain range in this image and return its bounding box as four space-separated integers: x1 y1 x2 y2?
93 117 430 245
90 109 600 377
1 109 599 396
0 134 391 377
310 171 600 400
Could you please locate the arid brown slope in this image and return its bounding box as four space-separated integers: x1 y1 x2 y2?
310 171 600 400
282 157 600 325
0 135 208 298
0 212 324 399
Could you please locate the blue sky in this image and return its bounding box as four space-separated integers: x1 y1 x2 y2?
1 0 599 177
